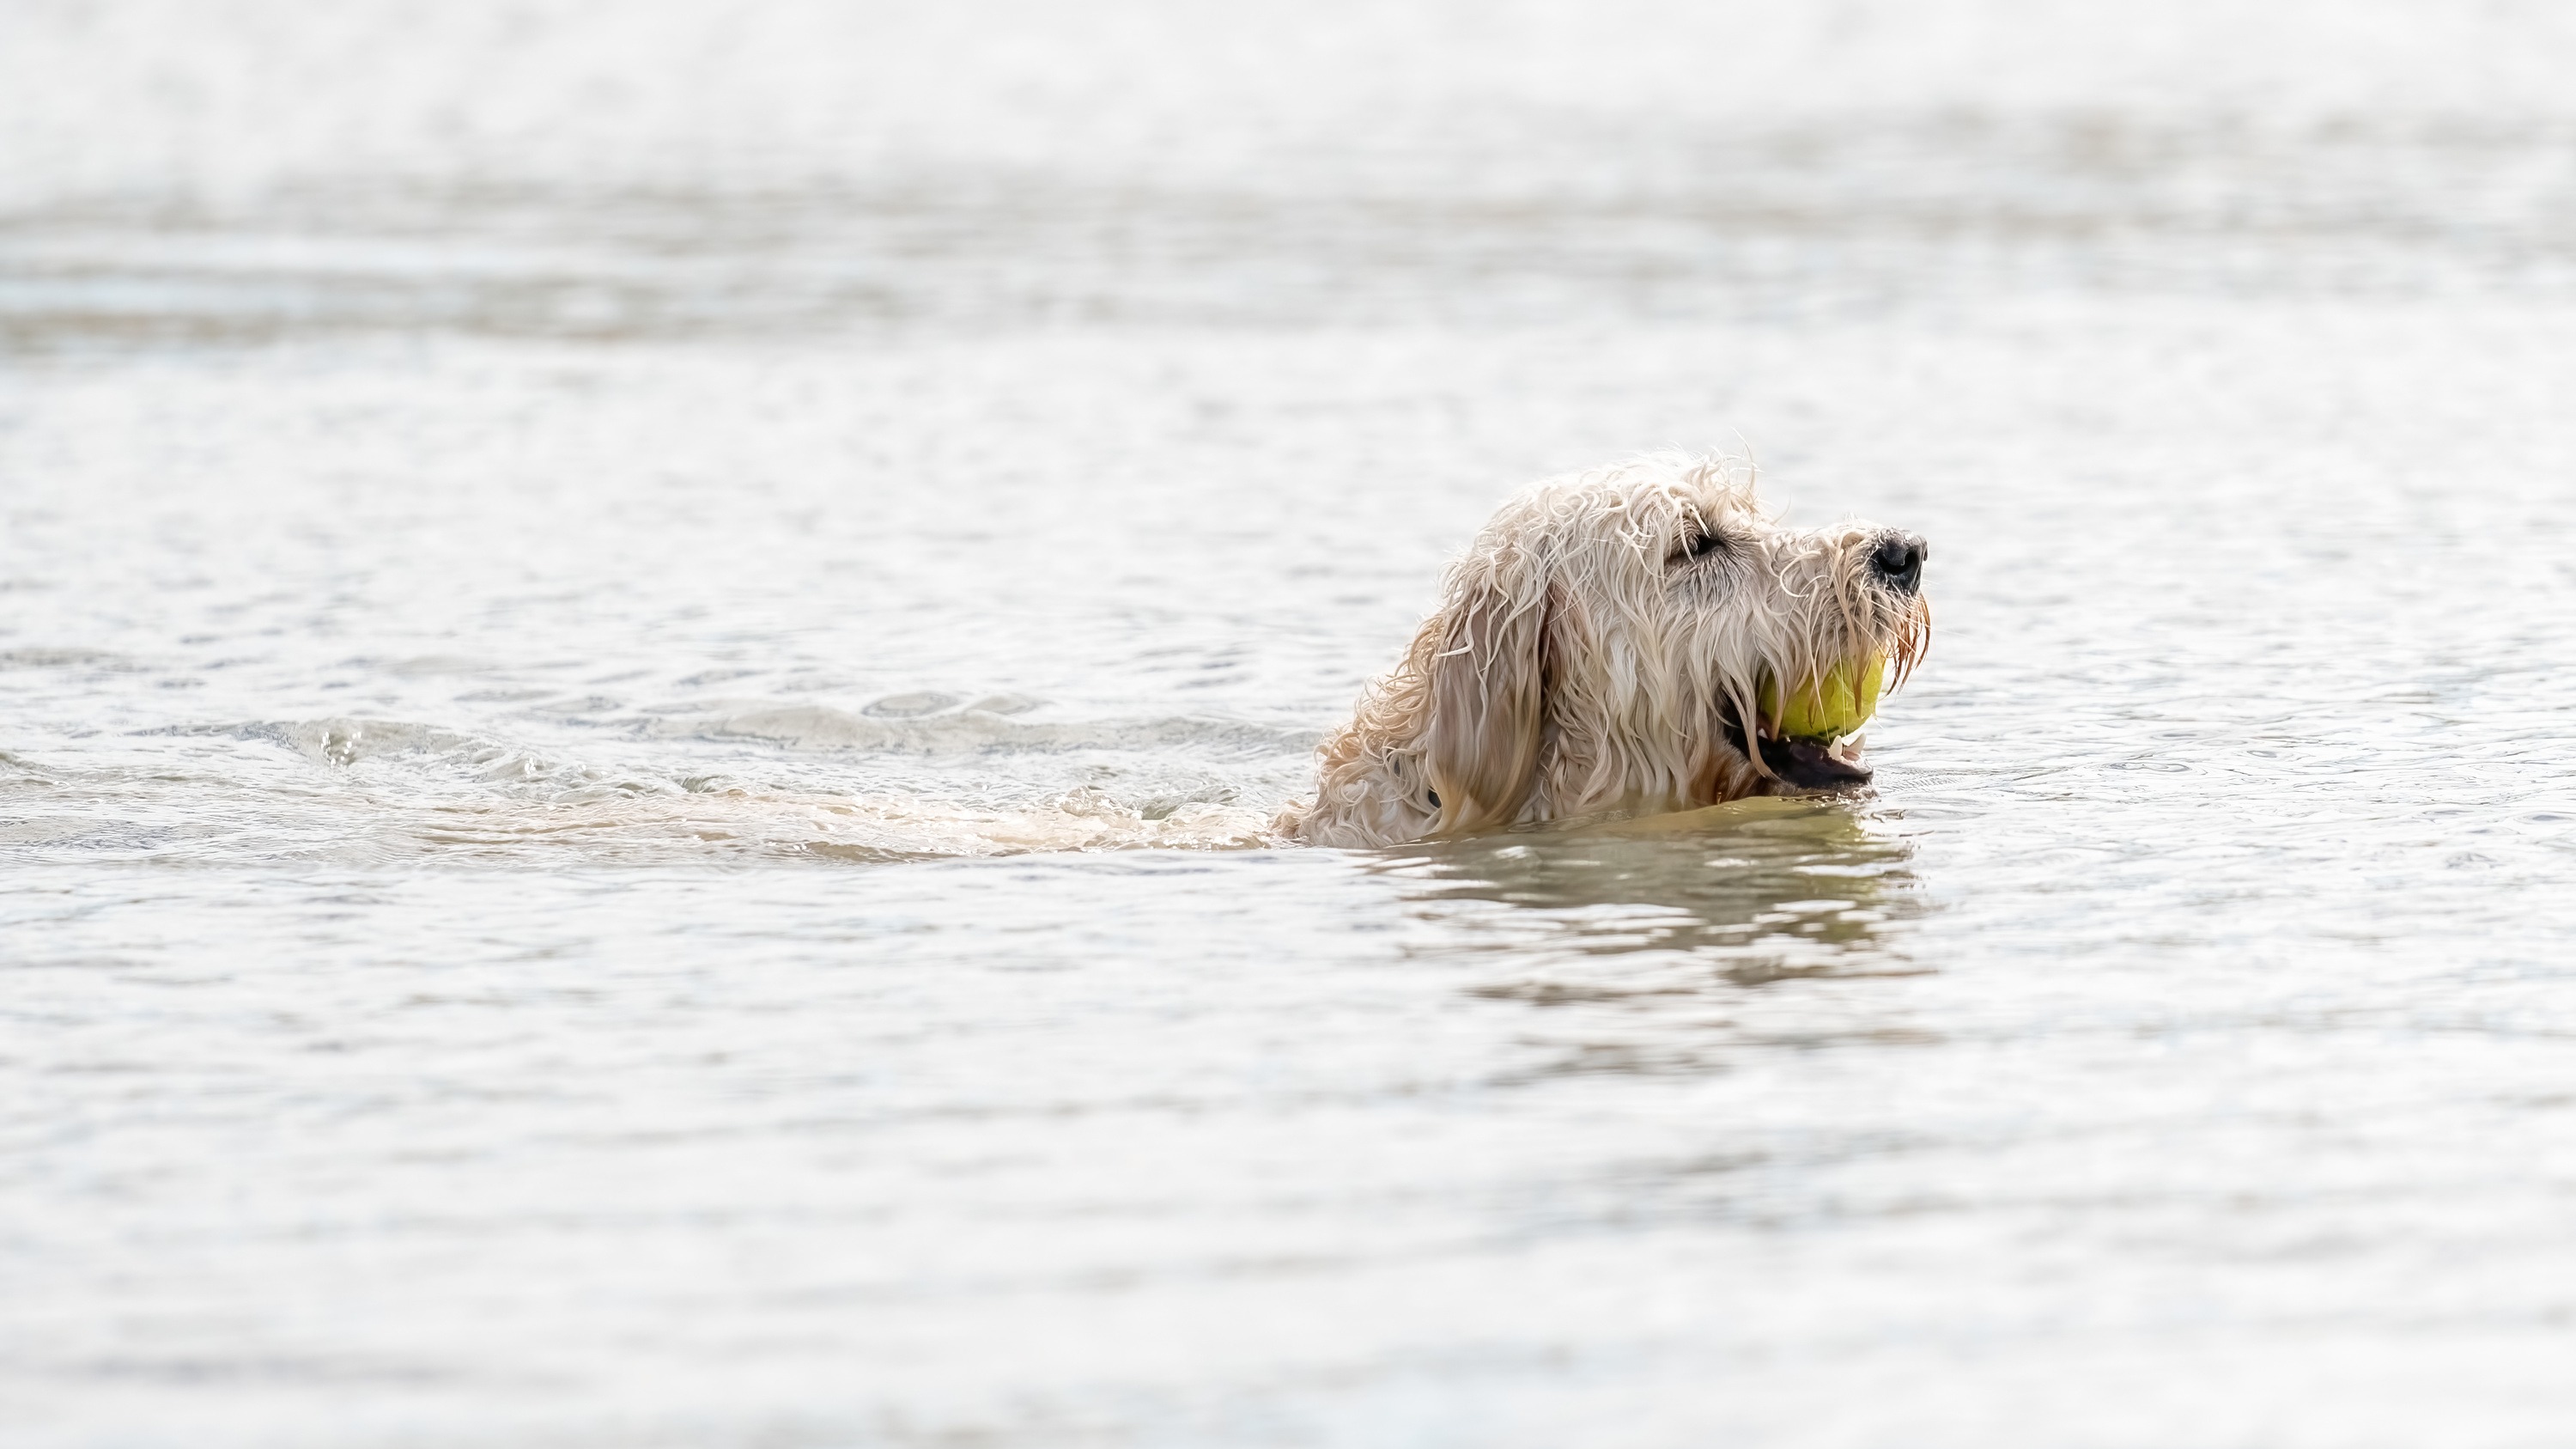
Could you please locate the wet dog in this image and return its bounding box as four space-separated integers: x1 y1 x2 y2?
1285 454 1929 848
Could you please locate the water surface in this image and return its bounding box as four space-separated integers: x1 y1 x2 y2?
8 3 2576 1445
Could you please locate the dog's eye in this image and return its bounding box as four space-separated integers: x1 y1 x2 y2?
1675 529 1727 563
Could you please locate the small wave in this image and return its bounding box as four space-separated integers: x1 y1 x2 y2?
155 717 581 776
0 646 133 671
402 788 1280 864
104 715 1303 865
653 702 1321 758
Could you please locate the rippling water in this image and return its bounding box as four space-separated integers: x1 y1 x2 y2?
9 3 2576 1445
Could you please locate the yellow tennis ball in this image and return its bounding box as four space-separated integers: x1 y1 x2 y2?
1762 655 1888 740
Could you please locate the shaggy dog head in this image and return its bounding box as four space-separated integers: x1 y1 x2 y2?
1290 454 1930 848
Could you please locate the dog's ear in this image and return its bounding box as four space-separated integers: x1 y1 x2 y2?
1425 567 1554 835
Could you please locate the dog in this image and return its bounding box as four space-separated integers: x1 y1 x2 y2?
1283 454 1929 848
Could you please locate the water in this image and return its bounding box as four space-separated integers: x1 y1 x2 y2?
9 3 2576 1445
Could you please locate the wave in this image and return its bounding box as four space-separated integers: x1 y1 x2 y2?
648 700 1321 758
80 713 1310 865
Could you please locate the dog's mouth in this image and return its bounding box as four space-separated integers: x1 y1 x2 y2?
1718 715 1875 791
1717 654 1887 792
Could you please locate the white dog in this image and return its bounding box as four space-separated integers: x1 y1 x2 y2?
1284 454 1929 848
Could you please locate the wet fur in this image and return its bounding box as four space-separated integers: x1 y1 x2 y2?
1283 454 1929 848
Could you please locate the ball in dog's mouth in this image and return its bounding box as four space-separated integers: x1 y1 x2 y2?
1720 655 1886 792
1763 654 1885 742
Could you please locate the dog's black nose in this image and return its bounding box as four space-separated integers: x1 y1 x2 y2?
1870 532 1927 594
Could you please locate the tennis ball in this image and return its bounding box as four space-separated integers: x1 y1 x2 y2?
1763 655 1887 740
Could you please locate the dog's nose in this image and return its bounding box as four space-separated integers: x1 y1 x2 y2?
1870 532 1927 594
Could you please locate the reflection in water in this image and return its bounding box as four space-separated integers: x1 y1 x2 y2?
1375 797 1924 979
1368 799 1933 1080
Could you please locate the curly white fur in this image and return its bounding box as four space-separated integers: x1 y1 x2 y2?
1282 454 1930 848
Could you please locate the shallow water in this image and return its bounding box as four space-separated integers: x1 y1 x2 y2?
9 3 2576 1446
